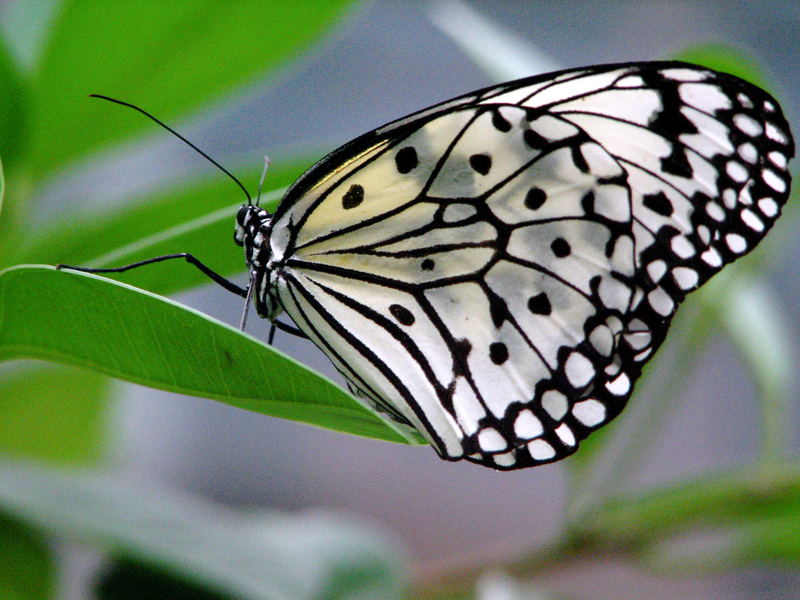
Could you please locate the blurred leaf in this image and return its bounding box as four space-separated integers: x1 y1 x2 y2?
27 0 356 178
0 0 60 73
0 361 109 464
0 266 418 444
671 44 769 88
635 487 800 572
736 506 800 565
0 511 55 600
0 459 407 600
576 463 800 548
0 33 28 173
97 560 233 600
710 279 795 461
429 0 560 81
475 572 555 600
0 154 4 216
661 504 800 570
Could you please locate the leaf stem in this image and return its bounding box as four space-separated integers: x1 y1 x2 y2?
565 299 711 521
702 275 795 464
412 461 800 598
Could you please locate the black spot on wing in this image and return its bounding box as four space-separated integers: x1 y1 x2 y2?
660 146 693 178
523 129 547 150
453 338 472 377
395 146 418 174
643 191 674 216
389 303 415 326
527 292 552 315
489 342 509 365
342 184 364 209
525 187 547 210
491 109 512 132
469 153 492 175
551 238 571 257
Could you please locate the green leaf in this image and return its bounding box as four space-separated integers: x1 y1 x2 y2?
0 154 4 216
97 560 235 600
0 361 109 464
671 44 769 88
598 465 800 571
735 505 800 565
0 459 407 600
0 265 417 444
0 34 28 174
0 511 55 600
576 463 800 548
26 0 356 178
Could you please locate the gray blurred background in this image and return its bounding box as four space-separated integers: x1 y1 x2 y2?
42 2 800 598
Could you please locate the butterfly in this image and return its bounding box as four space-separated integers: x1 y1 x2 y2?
65 61 794 470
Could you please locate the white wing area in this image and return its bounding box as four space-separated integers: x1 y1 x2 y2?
268 63 793 469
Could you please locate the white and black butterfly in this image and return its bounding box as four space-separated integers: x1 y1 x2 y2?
66 61 794 470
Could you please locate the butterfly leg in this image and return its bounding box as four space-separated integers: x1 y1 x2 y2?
57 253 248 298
270 319 308 339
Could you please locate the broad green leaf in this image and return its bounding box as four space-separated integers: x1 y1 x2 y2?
0 459 407 600
0 512 54 600
651 503 800 570
0 361 109 464
27 0 356 177
0 265 417 444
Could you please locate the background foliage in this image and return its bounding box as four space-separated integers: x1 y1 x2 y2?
0 1 797 599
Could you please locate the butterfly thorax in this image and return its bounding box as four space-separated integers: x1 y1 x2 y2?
234 204 282 319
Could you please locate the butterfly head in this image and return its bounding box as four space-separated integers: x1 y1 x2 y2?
234 204 281 319
234 203 271 258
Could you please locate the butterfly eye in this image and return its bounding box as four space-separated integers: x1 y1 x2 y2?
234 205 254 246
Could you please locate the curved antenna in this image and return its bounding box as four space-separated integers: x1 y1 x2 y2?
90 94 252 205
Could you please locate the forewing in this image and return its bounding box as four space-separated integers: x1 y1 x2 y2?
270 62 793 469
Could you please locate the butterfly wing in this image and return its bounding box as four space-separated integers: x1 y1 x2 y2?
268 62 793 469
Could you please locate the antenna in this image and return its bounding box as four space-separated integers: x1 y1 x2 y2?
90 94 252 205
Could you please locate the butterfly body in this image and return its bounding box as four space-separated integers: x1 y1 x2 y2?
232 61 793 469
